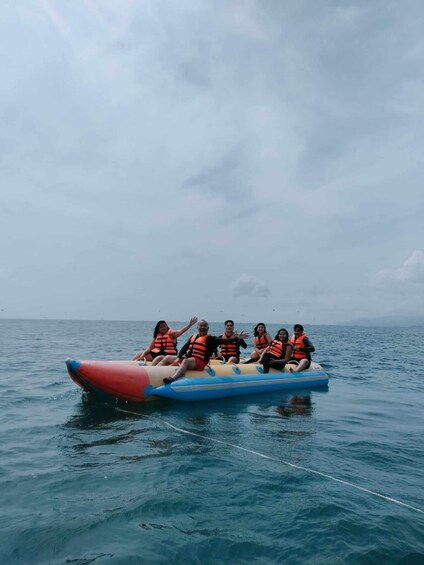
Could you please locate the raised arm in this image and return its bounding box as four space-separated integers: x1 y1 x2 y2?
170 317 198 339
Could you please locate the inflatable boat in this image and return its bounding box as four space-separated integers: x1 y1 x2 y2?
66 359 328 402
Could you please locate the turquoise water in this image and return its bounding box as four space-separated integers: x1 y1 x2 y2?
0 319 423 564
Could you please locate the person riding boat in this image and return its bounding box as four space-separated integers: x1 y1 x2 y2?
288 324 315 372
133 317 198 365
216 320 247 364
159 320 249 384
243 322 272 364
258 328 293 373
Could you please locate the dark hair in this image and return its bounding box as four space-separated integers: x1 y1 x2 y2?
275 328 289 341
153 320 168 337
254 323 267 337
224 320 234 326
293 324 304 332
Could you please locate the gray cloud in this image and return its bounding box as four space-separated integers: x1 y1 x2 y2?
1 1 423 323
232 275 270 298
374 250 424 289
184 148 250 202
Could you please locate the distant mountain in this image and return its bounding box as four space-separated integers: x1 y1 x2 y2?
341 315 424 327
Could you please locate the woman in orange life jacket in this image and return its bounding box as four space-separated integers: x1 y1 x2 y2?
288 324 315 372
133 317 198 364
215 320 247 364
258 328 293 373
242 322 272 364
159 319 249 384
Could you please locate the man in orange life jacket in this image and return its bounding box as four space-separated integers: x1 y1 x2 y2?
288 324 315 372
160 320 249 384
216 320 247 364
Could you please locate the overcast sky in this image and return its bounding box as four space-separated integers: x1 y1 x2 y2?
1 0 423 324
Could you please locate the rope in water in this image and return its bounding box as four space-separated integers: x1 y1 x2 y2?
115 406 424 515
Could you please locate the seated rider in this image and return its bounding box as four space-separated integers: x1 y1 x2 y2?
133 317 198 365
159 320 249 384
243 322 272 364
216 320 247 364
288 324 315 372
259 328 293 373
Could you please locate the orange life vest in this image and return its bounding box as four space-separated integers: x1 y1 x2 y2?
188 334 210 362
220 332 238 357
151 329 177 355
289 334 309 360
268 339 288 358
255 333 269 351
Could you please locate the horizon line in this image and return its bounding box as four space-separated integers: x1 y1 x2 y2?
1 316 423 328
0 316 337 325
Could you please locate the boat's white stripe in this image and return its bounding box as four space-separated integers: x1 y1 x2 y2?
173 375 327 393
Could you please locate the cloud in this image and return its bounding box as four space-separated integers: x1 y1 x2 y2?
183 147 250 202
374 250 424 288
1 2 424 323
232 274 270 298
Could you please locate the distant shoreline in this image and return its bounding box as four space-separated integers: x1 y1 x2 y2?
1 316 423 328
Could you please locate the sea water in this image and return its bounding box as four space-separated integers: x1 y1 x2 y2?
0 319 423 564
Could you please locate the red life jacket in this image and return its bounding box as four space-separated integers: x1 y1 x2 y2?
151 329 177 355
188 334 210 362
255 333 269 351
220 332 238 357
289 334 309 360
268 339 287 358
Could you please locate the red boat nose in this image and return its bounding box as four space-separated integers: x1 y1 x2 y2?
67 360 151 402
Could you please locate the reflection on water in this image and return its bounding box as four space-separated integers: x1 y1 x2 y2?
60 397 149 465
276 395 312 418
59 387 324 471
63 395 121 430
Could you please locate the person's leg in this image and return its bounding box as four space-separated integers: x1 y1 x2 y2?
226 356 238 364
134 352 153 361
269 359 286 371
158 355 177 366
292 359 309 372
261 353 271 373
243 353 259 364
151 355 164 366
163 358 196 384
